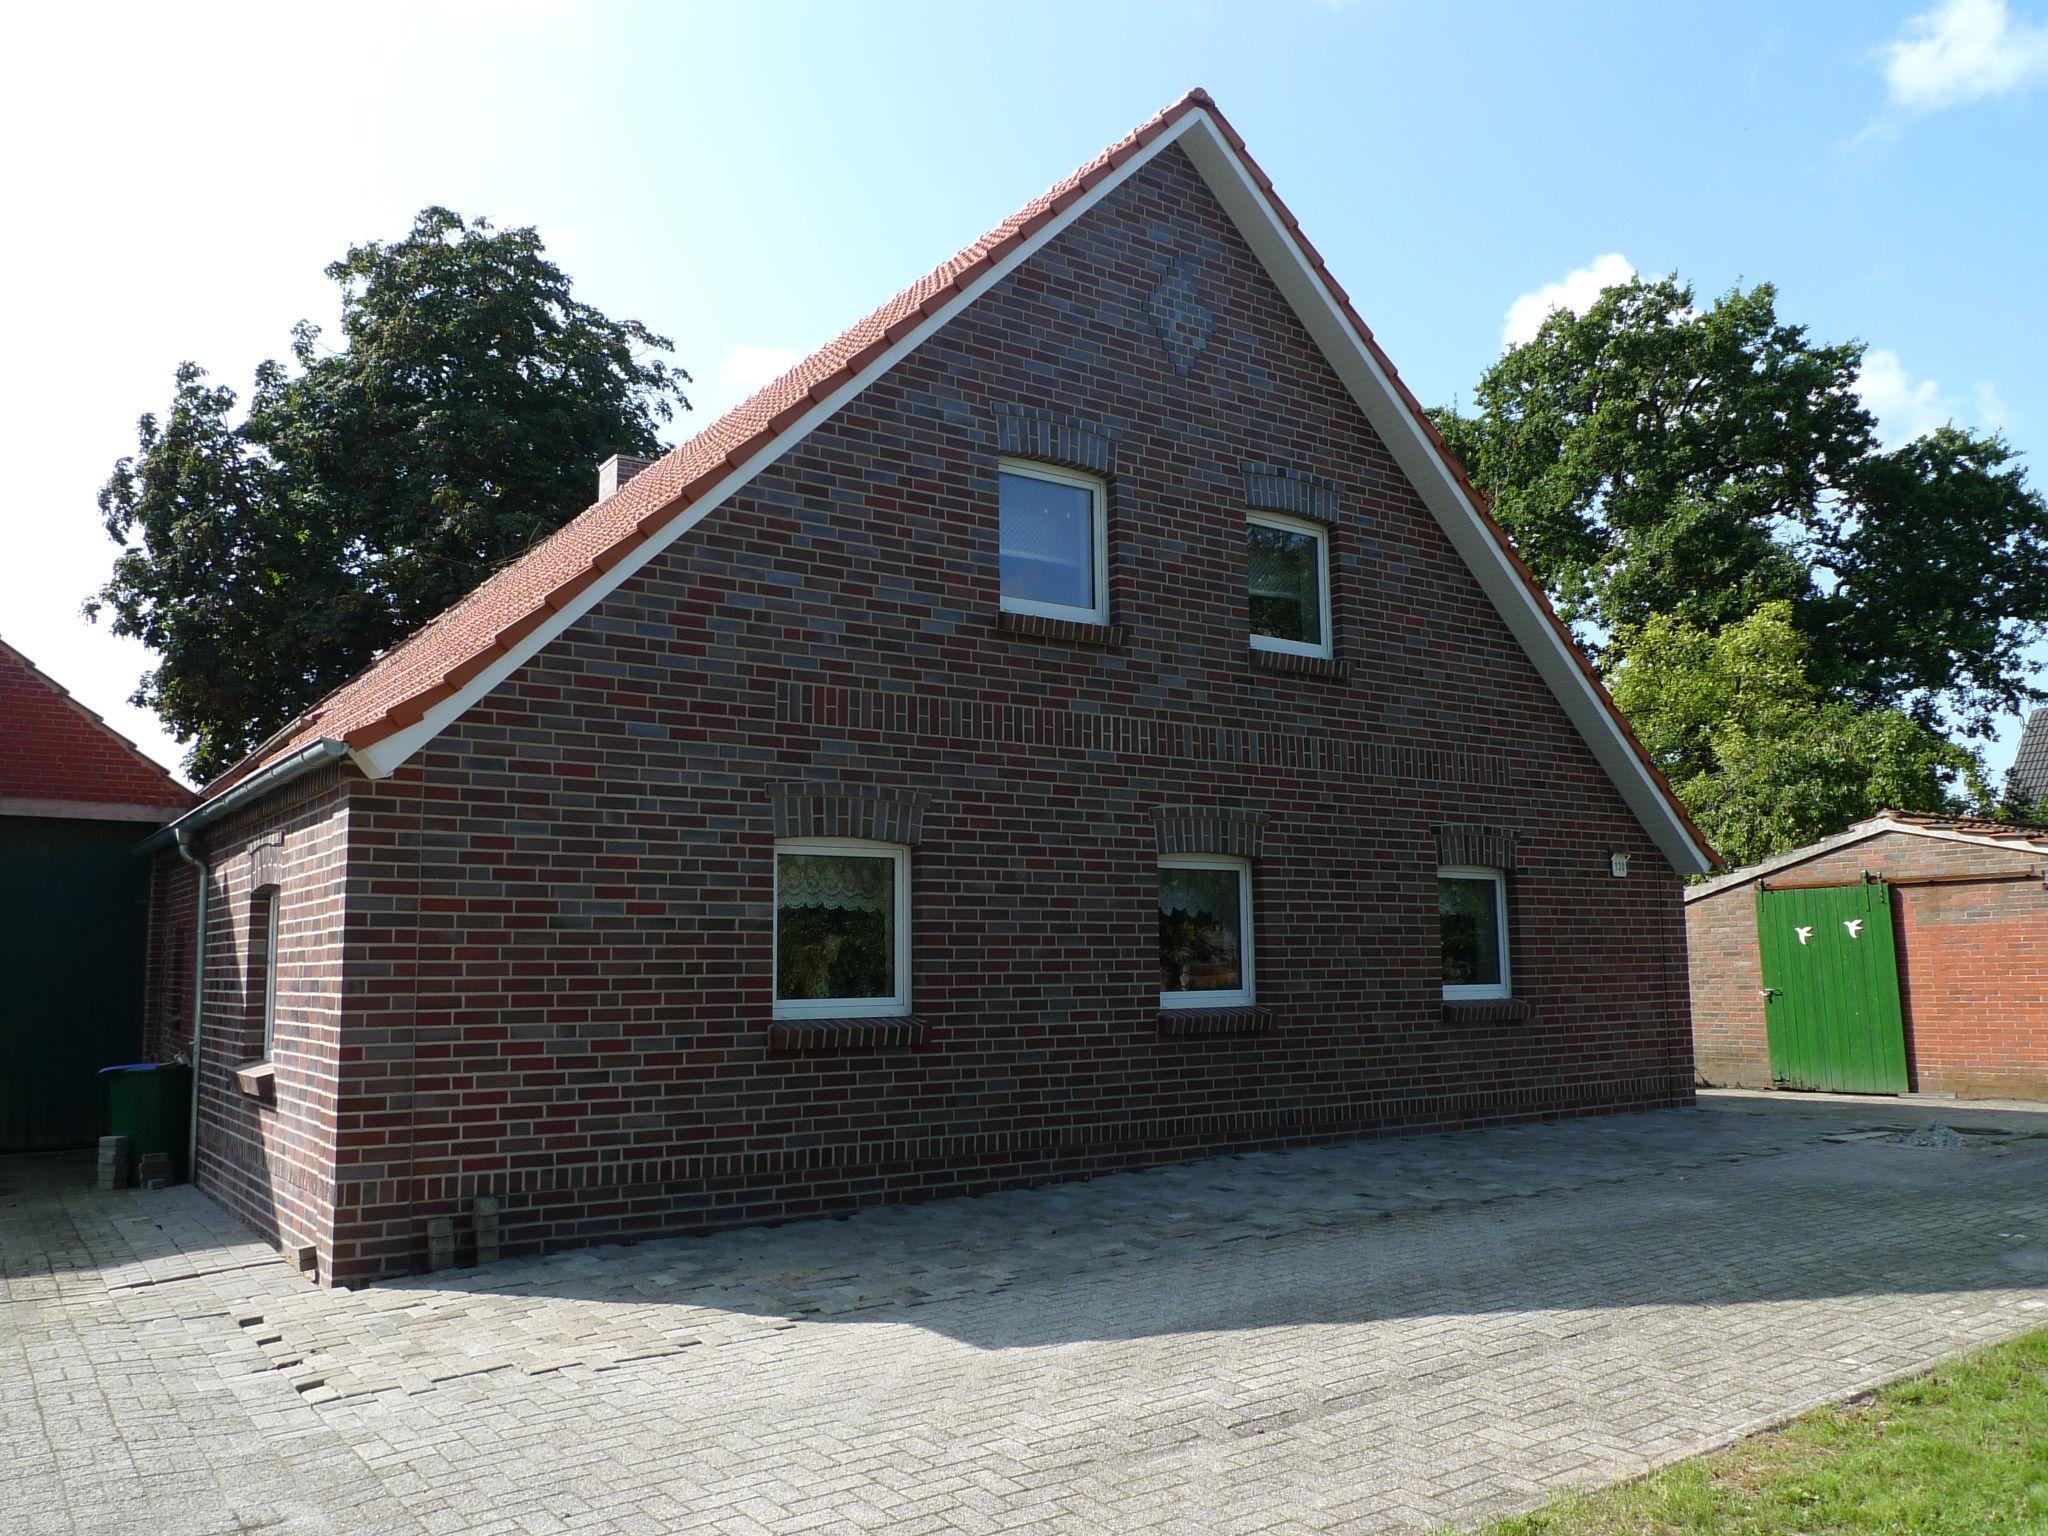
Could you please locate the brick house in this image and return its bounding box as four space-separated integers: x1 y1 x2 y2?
140 90 1714 1286
1 637 193 1150
1688 811 2048 1100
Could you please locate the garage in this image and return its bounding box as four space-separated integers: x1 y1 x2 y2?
1688 811 2048 1100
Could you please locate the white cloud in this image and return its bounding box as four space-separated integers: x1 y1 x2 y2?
1854 348 2007 446
1881 0 2048 112
1502 253 1635 348
687 342 804 425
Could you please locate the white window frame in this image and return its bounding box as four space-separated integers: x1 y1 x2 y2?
1439 865 1511 1001
260 891 281 1057
1246 509 1333 660
997 457 1110 626
772 837 912 1019
1158 853 1255 1011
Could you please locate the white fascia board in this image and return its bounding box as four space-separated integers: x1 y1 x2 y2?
1173 113 1709 876
1687 817 2048 901
356 115 1201 781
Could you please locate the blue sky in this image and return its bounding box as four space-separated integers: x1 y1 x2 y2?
4 0 2044 785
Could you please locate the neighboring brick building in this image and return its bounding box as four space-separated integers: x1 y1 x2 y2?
1688 811 2048 1100
1 637 193 1149
141 91 1715 1287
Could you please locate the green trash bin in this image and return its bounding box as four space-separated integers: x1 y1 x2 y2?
100 1063 193 1183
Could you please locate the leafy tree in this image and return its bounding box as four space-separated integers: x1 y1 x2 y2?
1434 277 2048 733
1609 604 1984 867
91 208 690 780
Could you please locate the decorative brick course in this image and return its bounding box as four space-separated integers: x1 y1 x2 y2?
992 403 1116 477
1242 462 1342 523
768 783 931 845
1435 824 1520 871
1152 805 1265 858
995 610 1130 649
767 1017 927 1052
1158 1006 1275 1036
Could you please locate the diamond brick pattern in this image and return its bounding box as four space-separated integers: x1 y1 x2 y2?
1147 251 1217 375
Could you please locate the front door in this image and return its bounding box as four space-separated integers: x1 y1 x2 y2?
1756 881 1909 1094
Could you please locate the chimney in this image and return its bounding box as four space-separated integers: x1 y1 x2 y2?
597 453 655 502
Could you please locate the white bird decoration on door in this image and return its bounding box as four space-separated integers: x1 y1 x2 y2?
1795 925 1814 946
1843 918 1865 938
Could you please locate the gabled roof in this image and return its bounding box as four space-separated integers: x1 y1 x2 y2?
0 636 194 820
2008 706 2048 808
1685 808 2048 901
200 89 1716 874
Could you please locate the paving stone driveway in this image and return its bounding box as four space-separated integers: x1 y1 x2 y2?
8 1092 2048 1536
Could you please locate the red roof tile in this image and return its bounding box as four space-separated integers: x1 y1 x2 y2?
0 637 194 810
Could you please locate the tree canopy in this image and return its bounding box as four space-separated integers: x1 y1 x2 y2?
1434 275 2048 859
91 208 690 780
1434 277 2048 736
1609 605 1983 867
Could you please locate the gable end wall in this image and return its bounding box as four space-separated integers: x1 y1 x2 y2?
275 144 1691 1285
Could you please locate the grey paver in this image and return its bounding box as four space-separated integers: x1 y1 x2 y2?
5 1093 2048 1534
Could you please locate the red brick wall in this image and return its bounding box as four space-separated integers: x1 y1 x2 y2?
145 770 352 1274
298 144 1694 1285
1686 829 2048 1097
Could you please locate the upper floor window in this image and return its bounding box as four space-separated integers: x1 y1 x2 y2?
999 459 1108 625
1440 866 1510 1000
1247 510 1331 660
1159 854 1254 1009
773 839 911 1018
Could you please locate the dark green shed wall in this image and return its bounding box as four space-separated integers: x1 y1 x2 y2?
0 815 153 1150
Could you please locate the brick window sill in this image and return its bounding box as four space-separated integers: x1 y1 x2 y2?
768 1016 927 1052
1249 646 1348 680
1158 1006 1274 1037
998 609 1127 649
232 1060 277 1103
1442 998 1533 1025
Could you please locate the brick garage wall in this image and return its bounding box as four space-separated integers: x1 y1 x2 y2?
141 851 198 1062
304 143 1694 1285
142 769 351 1273
1687 830 2048 1096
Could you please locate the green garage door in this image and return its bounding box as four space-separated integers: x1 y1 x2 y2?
0 816 152 1150
1757 880 1909 1094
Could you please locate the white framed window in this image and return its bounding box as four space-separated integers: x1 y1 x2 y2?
259 891 281 1057
998 458 1108 625
1247 510 1332 659
1158 854 1254 1009
773 838 911 1018
1440 866 1510 1000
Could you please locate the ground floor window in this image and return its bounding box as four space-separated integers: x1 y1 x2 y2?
254 888 281 1057
773 839 910 1017
1159 854 1254 1009
1440 866 1510 1000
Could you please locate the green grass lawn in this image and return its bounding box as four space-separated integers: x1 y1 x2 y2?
1474 1330 2048 1535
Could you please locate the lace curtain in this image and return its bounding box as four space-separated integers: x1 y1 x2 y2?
777 852 894 915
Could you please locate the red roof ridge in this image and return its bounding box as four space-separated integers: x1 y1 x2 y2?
0 634 195 805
